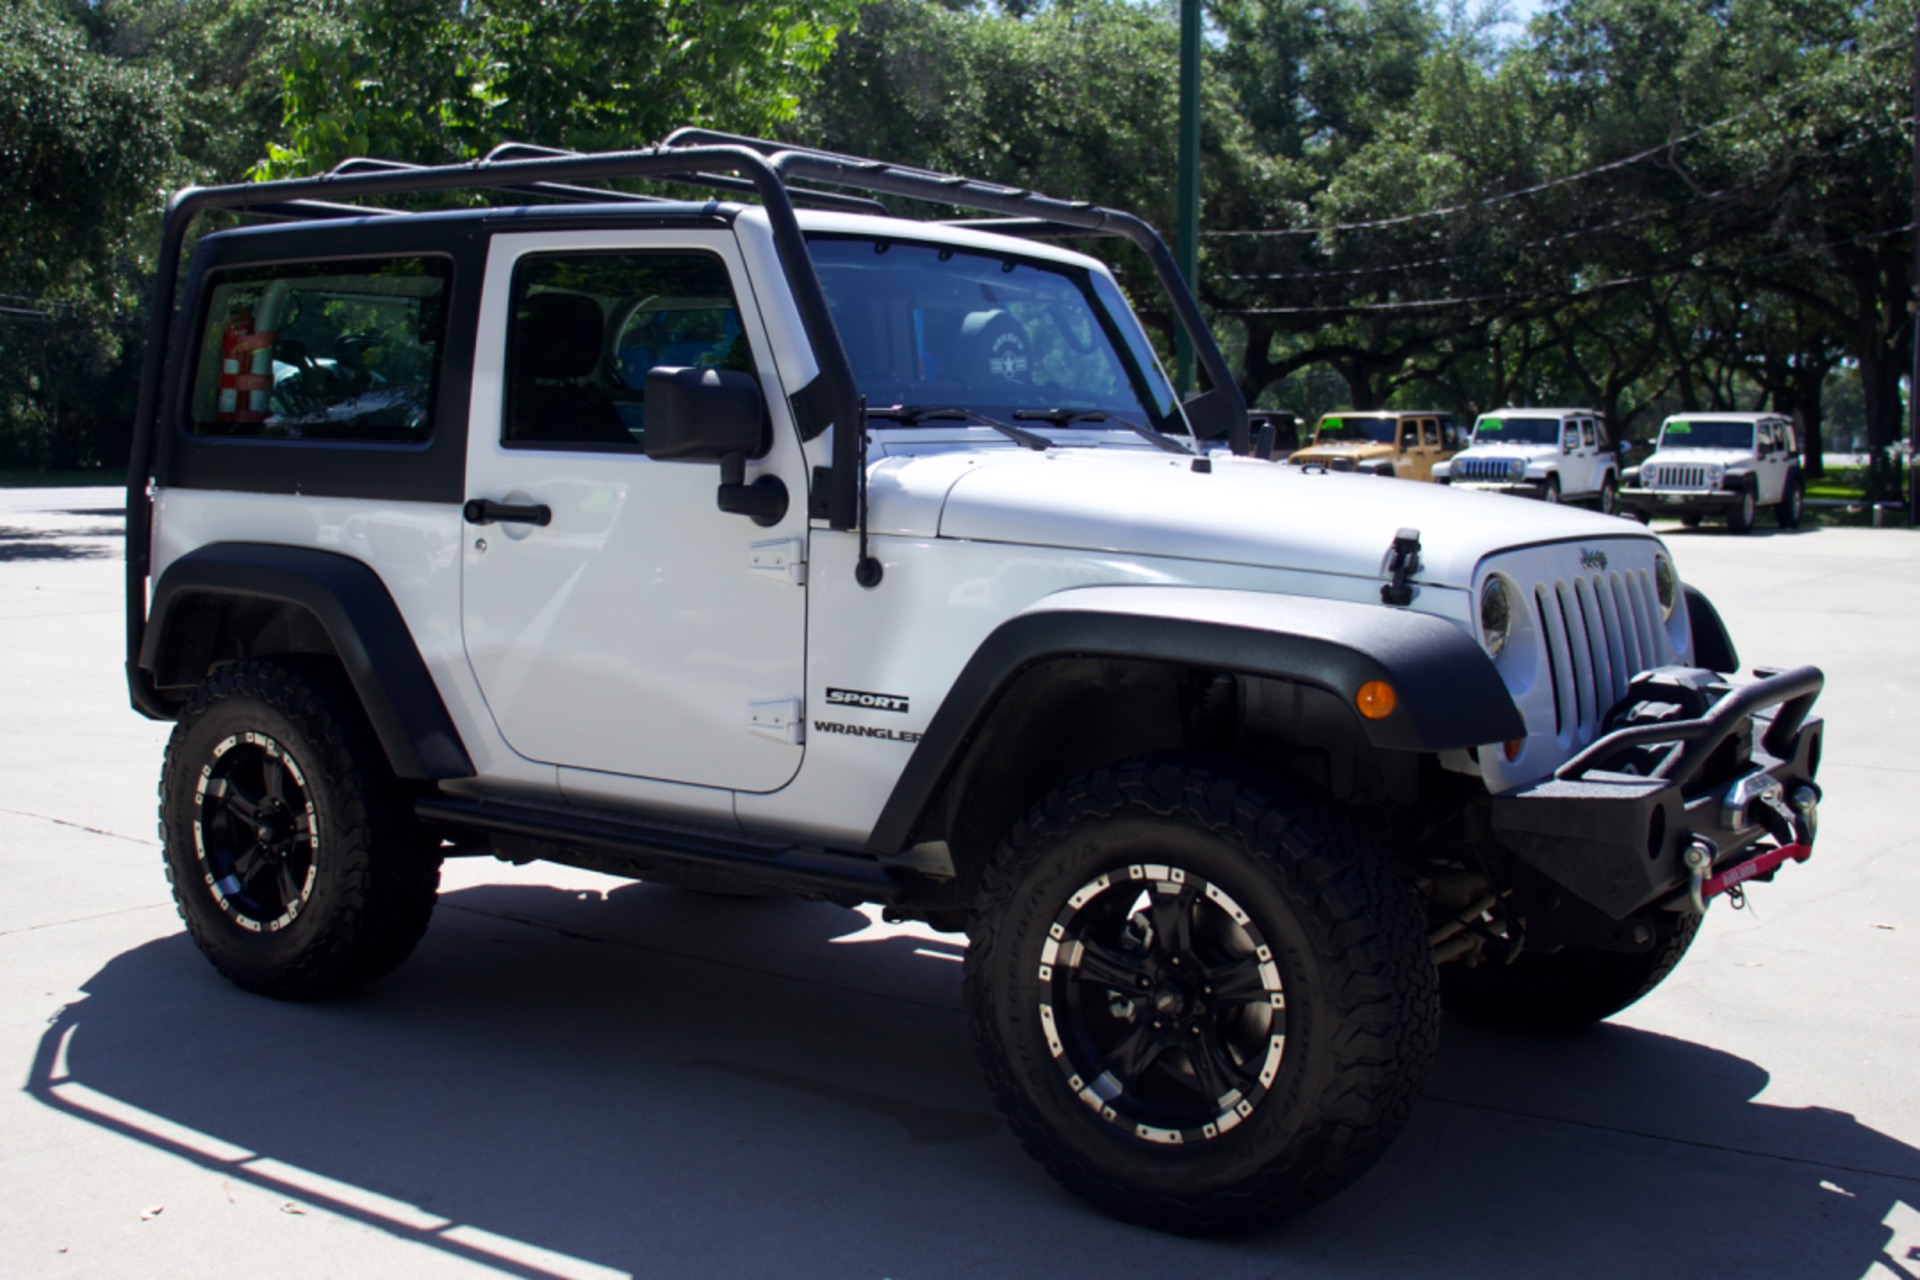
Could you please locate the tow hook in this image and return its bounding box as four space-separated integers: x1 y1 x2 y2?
1684 838 1715 913
1685 828 1817 913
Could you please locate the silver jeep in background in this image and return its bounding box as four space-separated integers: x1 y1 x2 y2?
1618 412 1806 533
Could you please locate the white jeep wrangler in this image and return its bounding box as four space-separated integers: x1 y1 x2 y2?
1431 407 1621 513
1618 412 1806 532
124 134 1827 1234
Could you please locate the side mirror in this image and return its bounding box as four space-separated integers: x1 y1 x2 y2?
644 366 766 462
643 366 787 526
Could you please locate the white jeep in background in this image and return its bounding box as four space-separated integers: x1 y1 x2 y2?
1617 412 1806 532
1431 407 1621 513
123 133 1827 1235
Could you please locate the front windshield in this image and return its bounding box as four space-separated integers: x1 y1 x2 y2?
1472 416 1559 446
1661 419 1754 450
1314 415 1397 445
807 235 1179 427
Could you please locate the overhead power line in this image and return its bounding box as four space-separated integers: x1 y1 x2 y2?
1216 220 1918 316
1203 33 1909 241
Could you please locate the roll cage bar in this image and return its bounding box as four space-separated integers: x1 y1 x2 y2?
124 132 1248 713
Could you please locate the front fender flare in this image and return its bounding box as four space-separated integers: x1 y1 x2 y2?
866 586 1523 853
140 543 473 780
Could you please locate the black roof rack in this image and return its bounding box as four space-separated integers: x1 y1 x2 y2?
126 132 1248 713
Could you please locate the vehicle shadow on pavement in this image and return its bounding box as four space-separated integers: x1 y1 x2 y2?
28 880 1920 1279
0 523 121 561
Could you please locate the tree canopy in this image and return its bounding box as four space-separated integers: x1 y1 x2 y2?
1 0 1912 475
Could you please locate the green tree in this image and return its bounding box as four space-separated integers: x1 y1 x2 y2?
0 0 175 469
261 0 860 175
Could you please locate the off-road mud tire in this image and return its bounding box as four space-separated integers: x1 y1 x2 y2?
159 658 441 999
965 758 1437 1234
1438 911 1702 1033
1727 481 1758 534
1776 476 1804 528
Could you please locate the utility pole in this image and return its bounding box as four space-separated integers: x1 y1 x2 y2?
1909 10 1919 525
1175 0 1201 395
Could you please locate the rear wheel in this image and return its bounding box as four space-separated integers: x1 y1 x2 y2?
160 659 441 999
967 759 1437 1234
1776 476 1804 528
1597 475 1617 516
1439 913 1701 1033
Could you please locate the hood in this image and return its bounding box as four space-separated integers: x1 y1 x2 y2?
1456 442 1558 462
1644 447 1750 466
865 447 1644 588
1292 441 1394 460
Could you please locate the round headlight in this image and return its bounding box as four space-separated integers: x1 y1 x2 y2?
1480 576 1513 657
1653 555 1678 620
1506 459 1525 481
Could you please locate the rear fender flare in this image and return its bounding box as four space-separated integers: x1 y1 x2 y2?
139 543 473 780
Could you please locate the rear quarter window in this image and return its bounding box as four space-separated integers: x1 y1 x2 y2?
188 257 452 443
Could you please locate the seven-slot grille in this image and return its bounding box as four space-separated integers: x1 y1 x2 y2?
1532 566 1676 742
1647 463 1713 490
1454 456 1517 481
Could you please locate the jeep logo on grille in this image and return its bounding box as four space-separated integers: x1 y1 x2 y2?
825 687 910 714
1580 548 1608 571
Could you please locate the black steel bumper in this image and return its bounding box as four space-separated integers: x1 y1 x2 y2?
1490 665 1823 920
1617 486 1742 517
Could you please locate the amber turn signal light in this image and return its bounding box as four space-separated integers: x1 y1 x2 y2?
1355 680 1396 720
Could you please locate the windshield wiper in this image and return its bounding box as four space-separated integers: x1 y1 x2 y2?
866 404 1052 451
1013 408 1194 456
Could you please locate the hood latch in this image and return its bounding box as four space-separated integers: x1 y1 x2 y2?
1381 528 1421 606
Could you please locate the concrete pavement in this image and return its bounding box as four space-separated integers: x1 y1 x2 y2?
1 488 1915 1279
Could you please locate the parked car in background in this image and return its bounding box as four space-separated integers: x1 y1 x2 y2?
1287 410 1461 480
1432 407 1622 514
1617 412 1805 533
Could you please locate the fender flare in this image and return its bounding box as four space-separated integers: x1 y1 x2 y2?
1683 583 1740 674
139 543 473 780
866 586 1524 853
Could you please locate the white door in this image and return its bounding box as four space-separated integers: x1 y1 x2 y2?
459 230 810 792
1756 420 1790 503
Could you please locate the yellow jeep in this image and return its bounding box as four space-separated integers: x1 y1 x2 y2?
1288 410 1461 481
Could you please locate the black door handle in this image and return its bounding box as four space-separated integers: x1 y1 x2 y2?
463 498 552 526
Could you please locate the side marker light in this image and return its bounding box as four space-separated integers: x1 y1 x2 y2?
1356 681 1397 720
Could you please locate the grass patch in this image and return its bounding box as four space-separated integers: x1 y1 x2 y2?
1807 466 1865 502
0 468 126 488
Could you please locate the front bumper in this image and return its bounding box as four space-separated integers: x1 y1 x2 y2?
1490 665 1823 921
1617 486 1741 516
1445 479 1548 500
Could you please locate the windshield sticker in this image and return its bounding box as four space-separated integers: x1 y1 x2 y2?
988 330 1029 381
1477 420 1503 431
1667 423 1691 435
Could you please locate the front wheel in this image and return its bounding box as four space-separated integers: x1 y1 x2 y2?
966 760 1437 1234
159 659 441 999
1727 483 1758 534
1541 475 1561 504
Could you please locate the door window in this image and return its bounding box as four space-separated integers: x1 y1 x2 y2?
1581 420 1596 447
1562 423 1580 451
505 251 753 449
1420 419 1439 448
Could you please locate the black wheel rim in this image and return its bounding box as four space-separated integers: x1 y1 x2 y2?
1036 863 1285 1145
192 731 319 933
